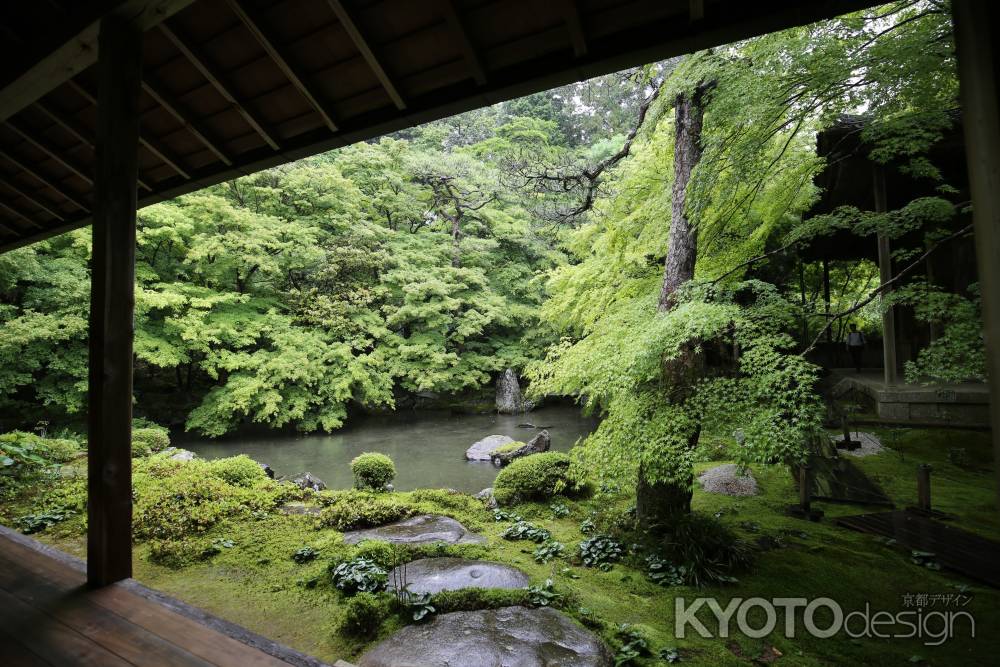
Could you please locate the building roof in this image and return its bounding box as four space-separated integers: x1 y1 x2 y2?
0 0 879 253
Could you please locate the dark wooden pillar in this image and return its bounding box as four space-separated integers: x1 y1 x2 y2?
873 165 897 385
88 15 142 588
952 0 1000 512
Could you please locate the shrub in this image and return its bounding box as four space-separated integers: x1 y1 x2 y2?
501 520 550 543
209 455 267 487
533 540 565 563
132 427 170 457
340 592 391 637
292 546 320 564
493 452 583 505
16 511 72 534
654 512 754 586
317 491 415 531
331 557 388 594
133 461 283 540
351 452 396 491
0 431 79 499
579 535 623 570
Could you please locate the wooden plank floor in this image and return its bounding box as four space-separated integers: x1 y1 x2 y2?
0 526 332 667
836 509 1000 588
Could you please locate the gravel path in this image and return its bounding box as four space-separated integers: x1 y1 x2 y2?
697 463 759 496
832 431 886 458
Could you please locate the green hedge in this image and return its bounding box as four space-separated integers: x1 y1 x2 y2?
351 452 396 491
493 452 582 505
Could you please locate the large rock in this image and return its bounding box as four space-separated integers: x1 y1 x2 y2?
474 487 497 509
165 448 196 462
491 430 551 466
388 558 529 595
496 368 523 414
342 514 486 545
697 464 758 497
359 606 612 667
466 434 514 461
290 471 327 491
258 461 275 479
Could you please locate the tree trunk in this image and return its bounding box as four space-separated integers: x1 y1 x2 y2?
639 84 708 531
657 86 706 312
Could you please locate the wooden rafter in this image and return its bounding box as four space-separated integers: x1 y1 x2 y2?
67 79 192 181
0 220 19 237
563 0 588 57
0 148 89 212
690 0 705 22
439 0 486 86
143 77 233 166
227 0 339 132
0 173 66 221
0 199 44 230
33 99 153 192
158 21 280 151
5 117 93 185
0 0 196 123
326 0 406 110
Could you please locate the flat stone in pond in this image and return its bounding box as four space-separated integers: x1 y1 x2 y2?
359 606 611 667
388 557 528 595
342 514 486 545
466 434 514 461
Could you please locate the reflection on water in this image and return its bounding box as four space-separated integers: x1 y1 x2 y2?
180 405 598 493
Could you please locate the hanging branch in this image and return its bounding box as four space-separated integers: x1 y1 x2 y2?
503 82 663 225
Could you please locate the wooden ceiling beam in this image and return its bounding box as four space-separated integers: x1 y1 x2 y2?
0 148 89 213
0 173 66 222
563 0 588 57
227 0 339 133
5 117 94 185
67 78 191 181
33 99 154 192
0 220 20 237
0 199 45 230
0 0 196 123
142 77 233 166
158 21 281 151
325 0 406 110
439 0 487 86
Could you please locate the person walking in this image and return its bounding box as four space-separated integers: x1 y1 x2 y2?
845 323 866 373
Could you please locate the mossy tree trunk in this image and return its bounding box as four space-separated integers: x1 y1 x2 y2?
637 83 708 532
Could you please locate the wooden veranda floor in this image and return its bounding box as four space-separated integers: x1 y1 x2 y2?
0 526 333 667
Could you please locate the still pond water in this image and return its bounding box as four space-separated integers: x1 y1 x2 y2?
182 406 598 493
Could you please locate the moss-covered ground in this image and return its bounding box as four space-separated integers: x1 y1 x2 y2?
2 426 997 666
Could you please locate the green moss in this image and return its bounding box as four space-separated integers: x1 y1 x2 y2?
491 441 526 455
5 427 999 666
316 491 416 531
431 587 533 613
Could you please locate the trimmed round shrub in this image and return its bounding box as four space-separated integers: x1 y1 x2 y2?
208 455 267 487
493 452 581 505
132 427 170 457
340 592 391 637
351 452 395 491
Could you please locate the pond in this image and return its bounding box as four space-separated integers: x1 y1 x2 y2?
180 405 599 493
